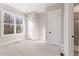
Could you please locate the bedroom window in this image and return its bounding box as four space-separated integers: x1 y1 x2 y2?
4 13 14 34
16 17 22 33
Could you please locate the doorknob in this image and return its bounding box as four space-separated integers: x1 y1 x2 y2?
49 32 51 34
72 35 74 38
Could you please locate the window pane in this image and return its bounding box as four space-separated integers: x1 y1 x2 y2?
16 17 22 24
4 13 10 23
16 25 22 33
4 24 14 34
10 15 14 24
4 13 14 24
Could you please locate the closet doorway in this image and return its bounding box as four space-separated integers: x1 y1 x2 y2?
74 3 79 56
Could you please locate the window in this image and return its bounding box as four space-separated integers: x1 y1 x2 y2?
3 11 23 35
4 13 14 34
16 17 22 33
4 24 14 34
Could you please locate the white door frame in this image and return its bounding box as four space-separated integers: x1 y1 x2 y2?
64 3 74 56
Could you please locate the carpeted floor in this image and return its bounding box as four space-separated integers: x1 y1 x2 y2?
0 40 63 56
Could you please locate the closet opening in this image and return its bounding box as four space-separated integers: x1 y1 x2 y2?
74 3 79 56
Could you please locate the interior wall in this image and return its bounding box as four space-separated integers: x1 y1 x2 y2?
64 3 74 56
45 3 64 45
38 13 46 40
0 4 26 45
26 12 38 40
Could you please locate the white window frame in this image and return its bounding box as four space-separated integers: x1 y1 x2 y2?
0 9 23 37
15 15 23 34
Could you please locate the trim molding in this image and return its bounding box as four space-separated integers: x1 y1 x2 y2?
0 39 24 46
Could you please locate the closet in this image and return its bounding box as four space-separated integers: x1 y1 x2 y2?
74 4 79 56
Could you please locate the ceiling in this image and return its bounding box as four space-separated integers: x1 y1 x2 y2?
6 3 55 14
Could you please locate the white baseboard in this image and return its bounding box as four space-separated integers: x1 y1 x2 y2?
45 41 64 49
0 39 24 46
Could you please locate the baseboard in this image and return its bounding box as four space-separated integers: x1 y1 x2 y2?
45 41 64 49
0 39 24 46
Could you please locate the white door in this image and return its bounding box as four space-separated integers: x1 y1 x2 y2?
47 9 61 45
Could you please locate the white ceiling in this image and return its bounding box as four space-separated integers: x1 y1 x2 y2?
6 3 55 14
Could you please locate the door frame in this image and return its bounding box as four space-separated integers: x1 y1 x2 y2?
64 3 74 56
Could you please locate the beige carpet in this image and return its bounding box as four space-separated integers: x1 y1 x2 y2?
0 40 63 56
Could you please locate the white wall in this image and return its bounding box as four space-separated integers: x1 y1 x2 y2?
26 4 64 42
38 13 46 40
27 13 38 40
26 12 46 40
0 4 26 45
